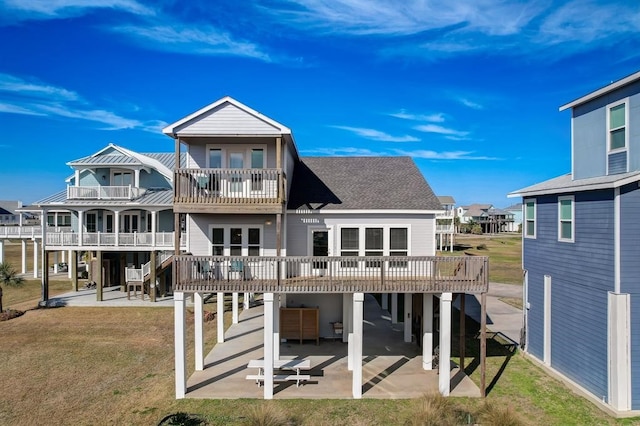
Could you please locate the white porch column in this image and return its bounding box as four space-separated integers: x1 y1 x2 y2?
67 249 73 278
21 240 27 274
352 292 364 399
77 210 84 247
194 292 204 371
232 292 239 324
33 240 39 278
404 293 413 343
263 292 275 399
343 293 352 344
423 294 434 370
53 251 59 274
391 293 398 324
151 210 157 247
608 292 631 411
273 294 280 361
439 292 452 396
217 292 225 344
114 211 120 246
74 169 80 186
544 275 551 365
174 292 187 399
381 293 388 311
243 292 250 310
134 169 140 188
0 240 4 264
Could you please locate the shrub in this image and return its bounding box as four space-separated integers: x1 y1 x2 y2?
405 393 459 426
244 403 287 426
476 402 525 426
476 243 487 250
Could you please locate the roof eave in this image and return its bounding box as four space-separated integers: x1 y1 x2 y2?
559 70 640 111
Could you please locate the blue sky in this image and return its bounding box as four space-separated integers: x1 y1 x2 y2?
0 0 639 208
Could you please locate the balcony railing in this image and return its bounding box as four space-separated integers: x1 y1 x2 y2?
174 255 488 294
0 226 71 239
67 185 144 200
174 168 284 206
45 231 184 248
436 224 454 233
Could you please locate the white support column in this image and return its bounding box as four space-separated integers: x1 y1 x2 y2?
273 294 280 361
343 293 352 344
114 211 120 246
543 275 552 365
243 292 250 310
53 251 59 274
0 240 4 264
608 292 631 411
352 292 364 399
381 293 388 311
174 292 187 399
134 169 140 188
423 294 434 370
21 240 27 274
263 292 275 399
439 292 452 396
391 293 398 324
33 240 39 278
217 292 225 344
151 210 157 247
77 211 84 247
61 250 66 263
404 293 413 343
232 292 239 324
194 292 204 371
67 250 73 278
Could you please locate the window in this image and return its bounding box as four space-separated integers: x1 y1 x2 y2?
365 228 383 267
390 228 408 267
248 228 261 256
112 171 132 186
58 213 71 227
47 214 55 226
211 228 224 255
340 228 359 267
251 149 264 191
558 196 574 242
230 228 242 256
208 149 222 191
609 102 626 151
524 200 536 238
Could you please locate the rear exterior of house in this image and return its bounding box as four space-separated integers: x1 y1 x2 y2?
163 97 489 400
511 70 640 413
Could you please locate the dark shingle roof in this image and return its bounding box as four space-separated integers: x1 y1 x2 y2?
287 156 441 211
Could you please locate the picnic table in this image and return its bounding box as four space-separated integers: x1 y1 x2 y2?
246 359 311 387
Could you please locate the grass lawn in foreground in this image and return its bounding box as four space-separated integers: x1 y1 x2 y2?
1 304 637 425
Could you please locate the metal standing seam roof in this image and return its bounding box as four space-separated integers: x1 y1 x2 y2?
31 188 174 207
67 155 140 166
509 170 640 197
287 156 442 211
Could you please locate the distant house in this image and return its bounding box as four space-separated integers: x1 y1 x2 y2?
510 70 640 413
504 203 522 232
457 203 514 233
436 195 455 251
0 200 25 226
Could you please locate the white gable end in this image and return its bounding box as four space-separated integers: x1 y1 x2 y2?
175 102 283 136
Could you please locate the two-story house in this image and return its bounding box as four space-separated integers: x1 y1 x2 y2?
22 143 184 301
510 70 640 414
436 195 455 251
163 96 489 400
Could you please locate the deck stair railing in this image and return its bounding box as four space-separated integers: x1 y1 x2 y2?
125 251 174 284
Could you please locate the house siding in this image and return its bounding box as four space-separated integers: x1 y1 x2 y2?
608 151 627 175
573 80 640 179
620 183 640 409
175 103 282 135
524 190 614 399
140 169 171 189
188 214 277 256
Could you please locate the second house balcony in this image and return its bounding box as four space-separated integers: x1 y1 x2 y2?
45 231 186 250
67 185 144 200
174 168 285 214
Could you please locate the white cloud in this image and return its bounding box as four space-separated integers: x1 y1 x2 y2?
395 149 499 160
1 0 154 19
111 24 272 61
389 111 445 122
458 98 483 110
0 73 162 133
331 125 420 142
414 124 470 138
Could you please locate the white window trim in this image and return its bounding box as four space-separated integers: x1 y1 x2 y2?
336 225 412 257
208 224 264 256
557 195 575 243
206 144 267 168
524 199 536 239
110 169 134 186
605 97 630 175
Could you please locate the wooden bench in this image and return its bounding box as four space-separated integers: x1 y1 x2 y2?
245 373 311 387
246 359 311 387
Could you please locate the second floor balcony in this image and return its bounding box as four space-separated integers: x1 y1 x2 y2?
67 185 144 200
174 168 285 213
44 231 185 250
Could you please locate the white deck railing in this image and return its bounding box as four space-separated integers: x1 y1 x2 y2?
67 185 145 200
45 231 184 248
436 224 455 233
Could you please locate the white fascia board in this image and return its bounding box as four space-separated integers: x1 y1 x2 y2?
559 70 640 111
509 174 640 198
287 209 442 215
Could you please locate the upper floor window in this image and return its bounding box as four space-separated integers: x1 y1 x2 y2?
608 101 627 151
524 199 536 239
112 171 132 186
558 196 574 242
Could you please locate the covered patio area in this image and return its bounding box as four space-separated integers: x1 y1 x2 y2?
183 293 480 399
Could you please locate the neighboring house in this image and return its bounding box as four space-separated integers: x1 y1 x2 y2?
0 200 27 226
457 203 514 233
510 70 640 413
10 143 184 297
162 96 489 400
436 195 455 251
504 203 522 232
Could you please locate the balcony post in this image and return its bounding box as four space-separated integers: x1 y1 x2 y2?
194 292 204 371
352 292 364 399
174 291 187 399
217 292 224 343
21 240 27 274
114 211 120 246
33 240 38 279
438 292 452 396
404 293 412 343
151 210 157 247
422 294 434 370
78 210 84 247
263 292 275 399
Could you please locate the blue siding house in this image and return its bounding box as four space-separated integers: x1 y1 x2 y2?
510 71 640 414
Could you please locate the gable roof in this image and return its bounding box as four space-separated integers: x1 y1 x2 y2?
0 207 13 215
508 170 640 198
463 204 493 217
162 96 291 136
287 156 442 211
67 143 174 181
560 70 640 111
437 195 455 205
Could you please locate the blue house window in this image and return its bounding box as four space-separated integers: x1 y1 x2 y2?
558 196 574 243
524 199 536 238
608 102 626 151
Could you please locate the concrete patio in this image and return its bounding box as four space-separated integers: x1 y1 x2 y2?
185 293 481 399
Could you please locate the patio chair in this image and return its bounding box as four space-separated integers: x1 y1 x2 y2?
228 260 246 281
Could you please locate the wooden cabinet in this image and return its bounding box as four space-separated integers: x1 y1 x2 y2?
280 307 319 345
